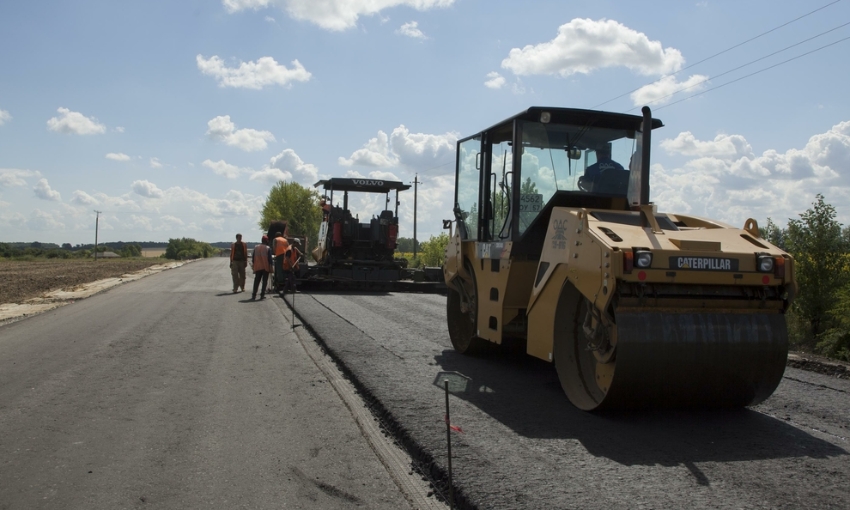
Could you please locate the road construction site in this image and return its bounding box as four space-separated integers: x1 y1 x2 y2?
1 258 847 509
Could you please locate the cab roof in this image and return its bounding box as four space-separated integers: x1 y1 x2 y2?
314 178 411 193
478 106 664 136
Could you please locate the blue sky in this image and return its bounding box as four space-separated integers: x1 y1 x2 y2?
2 0 849 245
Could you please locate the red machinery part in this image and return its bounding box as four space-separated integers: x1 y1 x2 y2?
333 222 343 247
387 224 398 249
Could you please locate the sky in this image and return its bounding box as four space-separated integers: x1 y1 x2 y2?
1 0 849 245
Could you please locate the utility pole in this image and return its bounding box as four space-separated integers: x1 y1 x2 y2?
94 210 101 261
412 174 420 258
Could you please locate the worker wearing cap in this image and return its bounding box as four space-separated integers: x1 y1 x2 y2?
250 235 273 300
581 144 624 191
282 238 302 294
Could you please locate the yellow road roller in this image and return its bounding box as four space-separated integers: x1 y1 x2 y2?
443 106 796 410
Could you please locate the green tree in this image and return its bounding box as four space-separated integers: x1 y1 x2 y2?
258 181 322 251
760 218 787 250
418 233 450 267
396 237 419 253
120 243 142 258
164 238 215 260
785 194 850 344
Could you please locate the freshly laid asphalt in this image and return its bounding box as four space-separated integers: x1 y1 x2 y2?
0 258 441 509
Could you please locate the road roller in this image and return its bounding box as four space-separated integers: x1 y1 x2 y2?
443 106 796 410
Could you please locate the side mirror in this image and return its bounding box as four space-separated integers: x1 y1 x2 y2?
442 219 452 229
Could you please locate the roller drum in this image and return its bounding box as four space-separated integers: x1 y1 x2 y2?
559 309 789 410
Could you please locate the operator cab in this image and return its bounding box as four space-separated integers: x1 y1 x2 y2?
453 107 663 246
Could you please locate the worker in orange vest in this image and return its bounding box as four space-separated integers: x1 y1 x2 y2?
250 235 272 300
282 238 302 294
271 231 290 288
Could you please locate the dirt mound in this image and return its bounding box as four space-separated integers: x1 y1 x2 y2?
787 352 849 379
0 259 166 305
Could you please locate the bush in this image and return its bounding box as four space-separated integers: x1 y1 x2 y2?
164 238 217 260
418 233 449 267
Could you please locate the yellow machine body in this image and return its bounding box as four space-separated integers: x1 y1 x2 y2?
443 107 796 410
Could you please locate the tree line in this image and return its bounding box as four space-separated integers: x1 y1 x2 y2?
761 194 850 361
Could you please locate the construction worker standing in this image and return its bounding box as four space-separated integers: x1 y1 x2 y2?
230 233 248 293
282 238 302 294
271 231 290 289
250 235 272 300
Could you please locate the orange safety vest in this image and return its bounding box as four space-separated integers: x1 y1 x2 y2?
272 236 289 257
252 243 271 272
283 247 300 270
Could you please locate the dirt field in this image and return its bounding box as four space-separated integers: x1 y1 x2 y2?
0 258 166 305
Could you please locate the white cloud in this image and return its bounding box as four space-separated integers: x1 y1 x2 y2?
484 72 506 89
46 107 106 135
203 159 247 179
397 21 426 39
0 109 11 126
653 120 850 226
501 18 684 78
106 152 130 161
150 157 163 168
28 209 65 230
661 132 754 159
339 125 458 170
223 0 272 12
159 215 185 227
222 0 455 31
196 54 311 90
71 190 99 206
631 74 709 106
0 168 40 188
132 180 164 199
261 148 319 184
249 167 292 184
114 126 125 133
33 178 61 201
206 115 276 152
265 15 276 22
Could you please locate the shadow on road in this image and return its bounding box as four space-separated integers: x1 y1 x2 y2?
434 347 848 466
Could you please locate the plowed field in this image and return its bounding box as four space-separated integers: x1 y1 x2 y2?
0 259 165 305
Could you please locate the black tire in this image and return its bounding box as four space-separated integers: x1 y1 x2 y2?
446 269 486 355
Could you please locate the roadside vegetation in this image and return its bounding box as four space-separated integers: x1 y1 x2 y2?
762 194 850 361
258 181 322 252
162 238 217 260
397 233 449 268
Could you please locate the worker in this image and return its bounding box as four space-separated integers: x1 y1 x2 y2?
271 231 290 288
230 233 248 293
250 235 272 300
320 197 332 220
282 238 302 294
585 144 624 179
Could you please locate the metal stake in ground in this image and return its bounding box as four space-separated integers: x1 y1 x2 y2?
445 380 454 510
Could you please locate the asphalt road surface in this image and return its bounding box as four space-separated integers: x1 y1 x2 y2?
289 286 850 510
0 258 442 509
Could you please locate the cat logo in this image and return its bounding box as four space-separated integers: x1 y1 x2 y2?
551 219 568 249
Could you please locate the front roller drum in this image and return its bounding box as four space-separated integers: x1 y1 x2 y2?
556 307 789 410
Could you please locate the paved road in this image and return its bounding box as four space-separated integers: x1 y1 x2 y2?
289 289 850 510
0 258 439 509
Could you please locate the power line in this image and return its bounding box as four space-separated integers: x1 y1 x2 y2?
592 0 844 109
631 20 850 110
653 34 850 111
